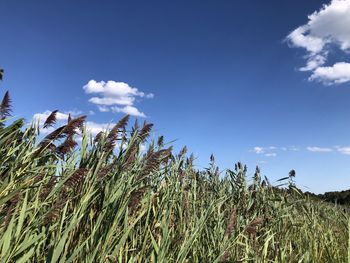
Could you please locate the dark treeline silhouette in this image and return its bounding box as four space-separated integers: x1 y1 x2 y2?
305 190 350 206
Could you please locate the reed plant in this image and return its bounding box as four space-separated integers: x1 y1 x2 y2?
0 86 349 262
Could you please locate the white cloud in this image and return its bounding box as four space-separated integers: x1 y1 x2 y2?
336 146 350 155
286 0 350 84
111 105 146 118
253 147 265 154
85 121 110 137
97 105 110 112
288 26 326 54
251 146 277 157
252 144 350 156
307 146 333 152
310 62 350 84
140 143 147 153
89 97 134 106
83 80 153 117
288 146 300 151
251 145 300 157
300 54 327 71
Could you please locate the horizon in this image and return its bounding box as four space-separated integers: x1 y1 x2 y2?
1 0 350 194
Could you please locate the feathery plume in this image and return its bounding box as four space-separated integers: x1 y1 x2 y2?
186 153 194 167
43 110 58 128
116 114 130 131
254 166 261 184
0 91 12 119
64 168 88 189
245 218 264 236
44 194 68 224
133 118 139 130
225 209 237 238
220 208 237 262
210 153 215 163
179 146 187 158
157 135 164 148
39 176 57 201
128 186 149 214
97 165 112 178
138 122 153 143
56 135 77 156
4 193 21 228
38 125 67 150
106 115 130 151
289 169 296 177
65 115 86 135
94 131 104 144
142 148 172 175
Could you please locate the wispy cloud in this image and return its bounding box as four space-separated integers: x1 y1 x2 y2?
84 121 110 137
307 146 350 155
253 147 265 154
336 146 350 155
251 146 278 157
111 105 145 118
251 145 350 155
286 0 350 85
307 146 333 153
83 80 153 117
251 146 299 156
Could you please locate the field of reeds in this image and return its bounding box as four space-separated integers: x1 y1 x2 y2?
0 84 350 262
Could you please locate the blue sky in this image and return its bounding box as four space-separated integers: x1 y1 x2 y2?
1 0 350 193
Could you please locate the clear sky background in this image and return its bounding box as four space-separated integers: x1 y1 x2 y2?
1 0 350 193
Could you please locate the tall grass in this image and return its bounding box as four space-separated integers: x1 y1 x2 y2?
0 90 349 262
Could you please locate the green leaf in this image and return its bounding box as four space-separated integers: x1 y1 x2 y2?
16 247 35 263
15 191 28 241
1 215 15 259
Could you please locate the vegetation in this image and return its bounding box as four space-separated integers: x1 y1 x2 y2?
0 77 350 262
306 189 350 207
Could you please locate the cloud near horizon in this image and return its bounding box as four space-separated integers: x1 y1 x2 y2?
252 146 278 157
32 110 110 137
253 145 350 155
306 146 333 152
251 146 301 157
336 146 350 155
286 0 350 85
302 145 350 155
83 80 153 117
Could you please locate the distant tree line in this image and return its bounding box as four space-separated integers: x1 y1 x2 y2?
305 190 350 206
